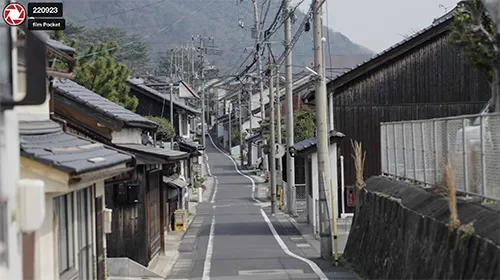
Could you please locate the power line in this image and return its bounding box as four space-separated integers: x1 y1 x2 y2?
74 0 219 60
208 0 303 88
74 0 168 24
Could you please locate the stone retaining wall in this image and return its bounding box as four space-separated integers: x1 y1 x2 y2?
343 176 500 279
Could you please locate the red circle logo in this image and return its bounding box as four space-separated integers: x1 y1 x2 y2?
3 3 26 26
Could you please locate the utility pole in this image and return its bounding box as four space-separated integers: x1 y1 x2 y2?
313 0 332 259
239 90 244 169
195 36 207 147
170 82 174 150
252 0 268 172
191 43 196 84
170 49 174 79
284 0 296 215
275 72 282 173
228 101 232 150
181 42 184 80
269 50 277 214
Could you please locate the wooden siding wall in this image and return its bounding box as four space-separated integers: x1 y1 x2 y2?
332 32 491 187
105 166 148 266
130 89 181 134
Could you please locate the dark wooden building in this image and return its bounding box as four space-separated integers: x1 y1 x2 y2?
52 78 190 267
127 78 201 137
303 12 490 192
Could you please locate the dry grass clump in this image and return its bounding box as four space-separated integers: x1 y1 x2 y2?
443 162 461 232
351 139 366 189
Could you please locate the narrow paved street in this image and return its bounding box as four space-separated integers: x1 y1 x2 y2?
166 136 361 280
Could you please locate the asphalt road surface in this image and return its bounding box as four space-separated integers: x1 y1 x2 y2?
166 135 361 280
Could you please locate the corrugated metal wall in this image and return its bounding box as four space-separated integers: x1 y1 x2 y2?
332 32 491 187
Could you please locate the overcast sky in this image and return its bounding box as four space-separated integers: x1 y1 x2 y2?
297 0 460 53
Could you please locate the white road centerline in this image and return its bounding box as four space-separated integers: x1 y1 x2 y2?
207 133 261 204
206 134 329 280
202 215 216 280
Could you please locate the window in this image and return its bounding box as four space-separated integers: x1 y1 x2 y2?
77 187 94 280
54 194 75 275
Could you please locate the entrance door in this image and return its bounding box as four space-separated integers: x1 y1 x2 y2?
159 186 167 252
147 170 161 260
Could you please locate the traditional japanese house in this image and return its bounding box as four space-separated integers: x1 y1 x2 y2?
52 78 190 267
15 29 136 280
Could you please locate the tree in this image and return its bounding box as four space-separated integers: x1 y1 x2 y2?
144 116 176 140
51 30 140 111
294 107 316 142
450 0 499 111
260 106 316 151
75 43 139 111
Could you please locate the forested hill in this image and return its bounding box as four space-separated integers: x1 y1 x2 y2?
30 0 373 73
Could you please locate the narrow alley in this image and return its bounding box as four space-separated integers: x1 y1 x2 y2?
165 135 361 280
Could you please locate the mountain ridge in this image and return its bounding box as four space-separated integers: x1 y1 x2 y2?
30 0 374 73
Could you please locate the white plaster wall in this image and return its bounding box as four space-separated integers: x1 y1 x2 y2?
241 116 260 136
14 71 50 121
250 143 259 166
217 123 223 138
250 91 269 111
180 160 185 178
35 194 56 280
1 30 22 280
111 128 142 144
186 121 191 139
1 101 22 280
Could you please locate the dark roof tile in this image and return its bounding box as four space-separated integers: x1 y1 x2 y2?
53 78 158 129
292 130 346 154
127 78 201 115
20 120 133 175
116 143 189 162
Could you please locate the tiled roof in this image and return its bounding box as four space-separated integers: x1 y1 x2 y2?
46 38 76 54
20 120 133 175
116 144 189 162
53 78 158 130
127 78 201 115
292 130 346 154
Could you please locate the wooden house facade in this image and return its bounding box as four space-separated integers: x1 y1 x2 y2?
127 78 201 140
52 79 190 267
303 12 491 203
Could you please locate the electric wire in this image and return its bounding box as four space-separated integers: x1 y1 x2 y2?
74 0 168 24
